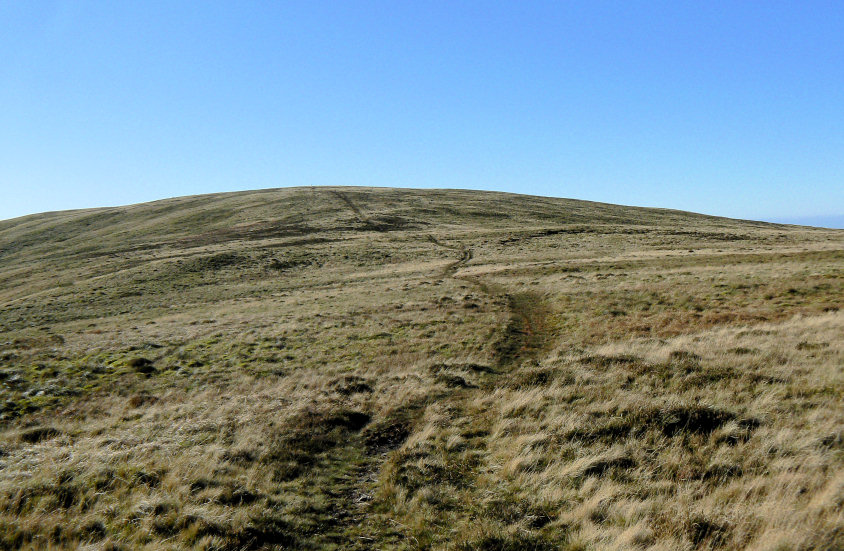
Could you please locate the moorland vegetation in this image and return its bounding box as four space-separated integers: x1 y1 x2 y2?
0 187 841 550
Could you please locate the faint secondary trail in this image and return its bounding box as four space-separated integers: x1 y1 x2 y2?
331 190 386 232
331 190 367 222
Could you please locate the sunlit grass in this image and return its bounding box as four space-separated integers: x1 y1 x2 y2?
0 187 841 549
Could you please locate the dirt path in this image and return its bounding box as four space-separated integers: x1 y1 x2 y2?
492 290 553 368
335 234 557 545
428 234 552 368
427 235 473 278
308 230 556 547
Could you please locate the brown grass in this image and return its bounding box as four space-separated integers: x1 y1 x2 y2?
0 187 841 550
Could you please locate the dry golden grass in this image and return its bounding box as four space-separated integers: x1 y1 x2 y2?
0 187 841 550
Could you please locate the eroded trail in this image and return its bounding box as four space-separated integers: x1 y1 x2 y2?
428 234 553 368
306 193 557 547
341 234 559 545
493 290 553 368
427 235 473 279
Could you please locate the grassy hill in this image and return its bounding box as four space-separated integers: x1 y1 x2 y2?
0 187 842 550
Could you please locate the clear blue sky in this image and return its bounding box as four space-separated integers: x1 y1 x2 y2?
1 1 842 226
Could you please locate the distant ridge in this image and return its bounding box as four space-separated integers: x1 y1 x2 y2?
765 214 844 229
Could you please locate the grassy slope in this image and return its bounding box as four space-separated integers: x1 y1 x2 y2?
0 187 841 550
